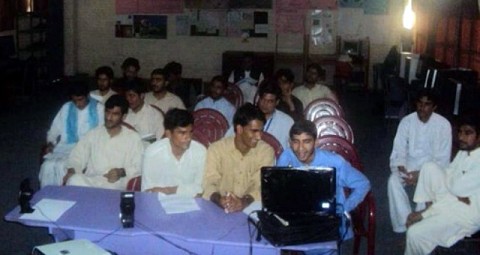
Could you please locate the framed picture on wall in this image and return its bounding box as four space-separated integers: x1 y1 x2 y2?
133 15 167 39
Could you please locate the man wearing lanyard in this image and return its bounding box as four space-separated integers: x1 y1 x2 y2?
257 80 294 150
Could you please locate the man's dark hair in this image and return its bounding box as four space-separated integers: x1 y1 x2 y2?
257 79 281 100
306 63 325 76
458 112 480 135
210 75 227 87
275 68 295 83
233 103 266 132
289 120 317 140
415 88 438 106
95 66 114 80
164 108 194 131
124 80 145 95
105 94 128 115
68 82 89 97
121 57 140 71
164 61 182 76
151 68 167 78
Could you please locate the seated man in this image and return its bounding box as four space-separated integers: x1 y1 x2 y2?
63 95 144 190
113 57 147 93
388 89 452 233
123 81 165 143
194 75 236 126
144 68 186 113
164 61 197 109
89 66 116 104
405 113 480 255
257 80 294 149
292 63 338 108
142 109 206 197
39 83 104 188
276 120 370 245
275 68 304 121
203 103 275 213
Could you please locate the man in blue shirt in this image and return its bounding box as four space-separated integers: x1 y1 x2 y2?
276 120 370 252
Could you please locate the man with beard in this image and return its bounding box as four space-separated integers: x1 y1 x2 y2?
202 103 274 213
89 66 116 104
405 113 480 255
63 95 144 190
388 89 452 233
142 109 206 197
292 63 338 108
144 68 185 113
194 75 236 126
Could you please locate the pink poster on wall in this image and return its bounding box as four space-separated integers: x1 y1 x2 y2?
275 0 308 34
116 0 139 14
138 0 184 14
309 0 337 9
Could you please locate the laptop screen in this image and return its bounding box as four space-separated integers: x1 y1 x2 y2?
261 166 336 216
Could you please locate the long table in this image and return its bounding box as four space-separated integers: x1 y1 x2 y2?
5 186 337 255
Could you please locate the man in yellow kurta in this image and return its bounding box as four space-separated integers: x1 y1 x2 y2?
63 95 144 190
202 103 275 213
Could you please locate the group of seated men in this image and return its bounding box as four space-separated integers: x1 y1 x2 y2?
387 88 480 255
37 54 480 254
37 56 372 254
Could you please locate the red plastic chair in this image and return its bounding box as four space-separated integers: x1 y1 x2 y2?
261 132 283 159
316 135 376 255
126 176 141 191
223 84 244 108
192 108 229 145
304 98 345 121
313 115 354 144
192 129 211 148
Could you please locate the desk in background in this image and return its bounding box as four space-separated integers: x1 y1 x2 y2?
5 186 337 255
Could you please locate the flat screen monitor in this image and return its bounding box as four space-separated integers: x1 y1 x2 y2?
261 166 336 216
342 40 361 56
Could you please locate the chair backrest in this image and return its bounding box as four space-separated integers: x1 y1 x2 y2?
315 135 362 170
223 84 244 108
261 131 283 159
304 98 345 121
192 129 211 148
126 176 142 191
193 108 229 145
313 115 354 144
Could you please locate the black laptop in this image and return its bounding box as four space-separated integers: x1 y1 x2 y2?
261 166 337 218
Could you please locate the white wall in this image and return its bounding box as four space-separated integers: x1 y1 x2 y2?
65 0 405 87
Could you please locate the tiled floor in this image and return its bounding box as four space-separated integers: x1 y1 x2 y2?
1 86 405 255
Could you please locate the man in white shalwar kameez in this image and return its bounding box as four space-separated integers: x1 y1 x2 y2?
39 83 104 188
63 95 144 190
89 66 116 104
142 109 206 197
124 81 165 145
388 89 452 233
404 114 480 255
144 68 185 113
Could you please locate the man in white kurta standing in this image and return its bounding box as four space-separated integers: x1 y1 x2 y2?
141 109 206 197
123 80 165 144
39 83 104 188
228 53 264 104
388 89 452 233
404 113 480 255
89 66 116 104
63 95 144 190
257 80 294 150
144 68 185 113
